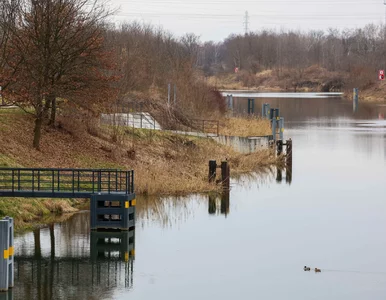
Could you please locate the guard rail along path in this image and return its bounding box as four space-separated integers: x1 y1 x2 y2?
0 168 136 231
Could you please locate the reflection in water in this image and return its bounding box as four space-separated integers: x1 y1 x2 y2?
229 95 386 121
208 190 230 216
12 213 135 300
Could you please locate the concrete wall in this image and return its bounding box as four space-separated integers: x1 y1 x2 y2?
212 135 272 154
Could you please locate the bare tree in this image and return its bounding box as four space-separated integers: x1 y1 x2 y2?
0 0 113 149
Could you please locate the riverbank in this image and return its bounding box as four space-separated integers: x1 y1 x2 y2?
0 108 278 230
207 66 344 93
208 67 386 103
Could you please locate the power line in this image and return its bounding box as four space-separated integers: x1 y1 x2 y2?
115 12 386 19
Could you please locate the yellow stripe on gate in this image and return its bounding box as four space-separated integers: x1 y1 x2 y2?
9 246 14 256
125 201 129 209
4 249 9 259
130 249 135 256
124 252 129 262
131 199 136 207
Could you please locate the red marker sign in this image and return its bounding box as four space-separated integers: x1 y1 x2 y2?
379 70 385 80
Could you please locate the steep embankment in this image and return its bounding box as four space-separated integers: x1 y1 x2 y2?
0 108 276 229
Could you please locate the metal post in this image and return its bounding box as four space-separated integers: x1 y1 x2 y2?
248 98 255 114
0 219 10 292
5 218 13 289
262 103 270 118
272 118 277 141
353 88 359 112
229 95 233 110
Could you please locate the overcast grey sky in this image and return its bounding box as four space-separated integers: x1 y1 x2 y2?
110 0 385 41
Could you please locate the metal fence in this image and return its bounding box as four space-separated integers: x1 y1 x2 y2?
189 119 219 136
0 168 134 197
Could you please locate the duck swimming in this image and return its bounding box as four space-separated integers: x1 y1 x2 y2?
304 266 311 271
315 268 321 273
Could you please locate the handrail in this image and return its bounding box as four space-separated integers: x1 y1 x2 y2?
0 168 134 197
190 119 219 136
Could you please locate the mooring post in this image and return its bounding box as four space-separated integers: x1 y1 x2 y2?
221 161 230 190
208 160 217 183
276 140 283 156
0 219 10 292
286 139 293 184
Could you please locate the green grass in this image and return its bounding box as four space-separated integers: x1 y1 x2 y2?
0 155 22 167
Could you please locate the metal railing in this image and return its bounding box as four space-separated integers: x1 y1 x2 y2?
0 168 134 198
190 119 219 136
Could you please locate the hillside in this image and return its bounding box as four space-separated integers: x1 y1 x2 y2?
0 108 276 229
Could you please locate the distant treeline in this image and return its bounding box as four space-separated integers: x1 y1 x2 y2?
196 24 386 87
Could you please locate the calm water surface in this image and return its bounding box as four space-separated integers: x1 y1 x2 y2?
9 94 386 300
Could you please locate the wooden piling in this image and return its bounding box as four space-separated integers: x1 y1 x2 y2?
286 139 292 163
221 161 230 190
276 140 283 156
286 139 293 184
208 160 217 183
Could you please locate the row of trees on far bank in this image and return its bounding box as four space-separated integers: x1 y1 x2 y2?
198 24 386 89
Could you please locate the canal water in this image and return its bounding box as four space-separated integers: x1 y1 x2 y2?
9 93 386 300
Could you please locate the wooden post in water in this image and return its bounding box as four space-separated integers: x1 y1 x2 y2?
286 139 293 184
208 160 217 183
221 161 230 190
276 140 283 156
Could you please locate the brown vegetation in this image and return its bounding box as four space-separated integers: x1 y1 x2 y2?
0 109 276 229
200 25 386 100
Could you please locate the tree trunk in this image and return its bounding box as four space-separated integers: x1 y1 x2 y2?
33 117 43 150
48 93 56 126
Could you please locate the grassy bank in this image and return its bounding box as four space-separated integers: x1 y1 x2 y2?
207 66 344 93
209 67 386 104
0 108 276 230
